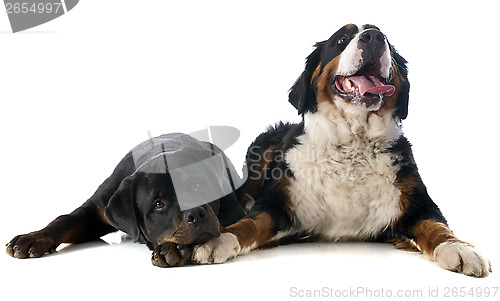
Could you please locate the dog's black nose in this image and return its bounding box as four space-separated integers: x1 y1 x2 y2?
182 207 207 227
359 29 385 45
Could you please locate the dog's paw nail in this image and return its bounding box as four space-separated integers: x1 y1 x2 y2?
434 242 491 278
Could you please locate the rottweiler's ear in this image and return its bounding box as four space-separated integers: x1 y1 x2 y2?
288 42 324 115
104 176 140 242
390 46 410 120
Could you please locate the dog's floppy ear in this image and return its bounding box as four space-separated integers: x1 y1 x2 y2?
288 42 324 115
390 45 410 120
104 175 140 242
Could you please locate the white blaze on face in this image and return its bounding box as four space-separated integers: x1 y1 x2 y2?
337 29 364 76
337 25 392 79
379 45 392 79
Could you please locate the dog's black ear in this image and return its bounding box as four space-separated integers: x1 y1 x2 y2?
390 46 410 120
288 42 324 115
104 175 140 242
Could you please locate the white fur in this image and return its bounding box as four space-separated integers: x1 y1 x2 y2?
286 101 403 240
192 233 242 264
434 241 491 277
337 26 392 79
337 37 363 76
241 193 255 213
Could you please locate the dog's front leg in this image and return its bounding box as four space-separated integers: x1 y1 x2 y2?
192 211 280 264
6 202 115 258
412 220 491 277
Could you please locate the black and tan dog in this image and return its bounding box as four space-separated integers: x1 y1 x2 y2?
6 133 244 267
191 24 492 277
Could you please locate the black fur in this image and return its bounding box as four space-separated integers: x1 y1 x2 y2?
242 122 305 234
6 133 245 267
226 24 450 259
288 45 322 115
288 24 410 120
289 24 360 115
241 121 449 243
379 136 447 241
389 46 410 120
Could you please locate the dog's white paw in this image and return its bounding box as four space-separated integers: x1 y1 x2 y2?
434 241 491 277
192 233 241 264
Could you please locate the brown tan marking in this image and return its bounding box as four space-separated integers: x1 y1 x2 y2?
345 23 357 31
378 61 405 116
98 206 113 227
390 238 421 252
166 204 220 245
413 220 466 256
222 212 274 250
364 24 380 30
395 175 419 218
276 172 295 220
312 57 341 105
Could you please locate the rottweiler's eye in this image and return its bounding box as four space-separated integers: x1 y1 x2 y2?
154 200 165 209
338 35 349 44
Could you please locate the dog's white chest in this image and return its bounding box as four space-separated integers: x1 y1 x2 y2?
286 132 402 240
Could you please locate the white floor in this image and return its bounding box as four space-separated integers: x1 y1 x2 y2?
2 232 498 301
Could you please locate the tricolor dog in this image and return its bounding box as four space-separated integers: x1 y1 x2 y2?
191 24 492 277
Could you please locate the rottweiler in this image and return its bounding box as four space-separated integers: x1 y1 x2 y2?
6 133 245 267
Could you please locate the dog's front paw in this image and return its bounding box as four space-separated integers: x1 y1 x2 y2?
151 242 192 267
192 233 241 264
6 232 57 259
434 241 492 277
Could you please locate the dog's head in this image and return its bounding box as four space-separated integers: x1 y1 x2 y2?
289 24 409 120
105 172 225 248
104 134 240 248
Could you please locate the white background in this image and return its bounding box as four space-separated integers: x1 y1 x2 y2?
1 1 499 300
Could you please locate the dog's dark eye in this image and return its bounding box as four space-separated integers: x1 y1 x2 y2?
338 35 349 45
154 200 165 209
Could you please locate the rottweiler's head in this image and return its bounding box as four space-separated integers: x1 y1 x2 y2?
105 172 224 248
104 134 240 249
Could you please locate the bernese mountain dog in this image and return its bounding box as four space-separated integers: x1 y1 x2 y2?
191 24 492 277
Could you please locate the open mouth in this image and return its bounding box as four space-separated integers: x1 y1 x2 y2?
332 63 395 110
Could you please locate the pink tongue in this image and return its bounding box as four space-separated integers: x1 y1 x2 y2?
349 76 395 96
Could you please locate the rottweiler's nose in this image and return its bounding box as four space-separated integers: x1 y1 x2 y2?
359 29 385 45
182 207 207 227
